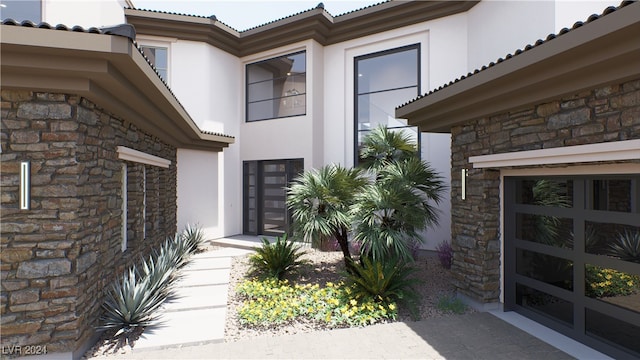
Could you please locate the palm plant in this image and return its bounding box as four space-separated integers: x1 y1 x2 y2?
355 130 445 262
287 164 367 267
249 234 307 279
359 126 416 171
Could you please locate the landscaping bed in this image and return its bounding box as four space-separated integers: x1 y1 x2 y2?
224 247 473 342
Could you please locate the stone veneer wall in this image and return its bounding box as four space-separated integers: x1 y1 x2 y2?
450 78 640 304
0 91 178 355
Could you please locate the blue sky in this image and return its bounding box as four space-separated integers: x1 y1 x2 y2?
133 0 380 30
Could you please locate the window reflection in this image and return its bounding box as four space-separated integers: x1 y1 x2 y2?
585 222 640 264
247 52 306 121
516 249 573 291
355 44 419 163
516 284 573 325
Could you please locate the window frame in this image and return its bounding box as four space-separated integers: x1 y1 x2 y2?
139 44 169 83
245 51 307 122
353 43 421 165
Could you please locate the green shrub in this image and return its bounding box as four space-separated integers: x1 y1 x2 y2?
585 265 640 298
436 295 467 314
249 234 307 280
236 279 397 327
346 257 420 318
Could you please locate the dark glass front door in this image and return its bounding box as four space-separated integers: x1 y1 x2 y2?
243 159 303 236
504 175 640 359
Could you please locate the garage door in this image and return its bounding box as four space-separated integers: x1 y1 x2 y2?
504 175 640 359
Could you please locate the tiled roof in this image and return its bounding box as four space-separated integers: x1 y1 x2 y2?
396 0 636 110
1 18 234 141
125 7 238 31
1 18 103 33
332 0 389 17
127 1 393 33
242 3 328 32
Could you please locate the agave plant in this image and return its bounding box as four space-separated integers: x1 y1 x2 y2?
181 223 205 256
608 229 640 263
249 234 307 280
100 267 168 337
346 256 420 318
100 226 206 339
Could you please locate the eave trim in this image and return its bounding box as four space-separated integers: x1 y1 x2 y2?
470 139 640 168
117 146 171 168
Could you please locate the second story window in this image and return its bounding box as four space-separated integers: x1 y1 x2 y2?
0 0 42 22
140 46 168 82
246 51 306 122
355 44 420 164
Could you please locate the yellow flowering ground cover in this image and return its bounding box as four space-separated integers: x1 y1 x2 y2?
585 265 640 298
236 278 397 328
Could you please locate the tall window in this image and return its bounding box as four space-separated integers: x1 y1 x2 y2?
140 46 168 82
0 0 42 22
246 51 306 122
355 44 420 163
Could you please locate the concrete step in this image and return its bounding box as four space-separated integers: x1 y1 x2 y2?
209 235 275 250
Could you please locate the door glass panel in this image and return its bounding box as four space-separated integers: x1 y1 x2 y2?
516 283 573 326
516 213 573 248
516 249 573 291
585 309 640 355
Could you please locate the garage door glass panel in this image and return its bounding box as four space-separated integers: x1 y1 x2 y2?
516 283 573 326
585 264 640 314
587 179 635 212
585 222 640 264
516 213 573 248
586 308 640 355
516 249 573 290
514 179 574 207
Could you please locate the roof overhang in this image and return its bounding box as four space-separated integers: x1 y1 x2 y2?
396 1 640 133
125 1 478 57
0 25 234 151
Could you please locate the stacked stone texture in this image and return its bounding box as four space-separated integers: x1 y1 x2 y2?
1 91 177 354
450 79 640 303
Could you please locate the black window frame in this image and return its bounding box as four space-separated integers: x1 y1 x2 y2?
354 44 421 165
245 51 307 122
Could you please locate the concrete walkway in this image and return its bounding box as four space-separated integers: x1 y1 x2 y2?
132 245 253 350
122 237 608 359
119 313 578 359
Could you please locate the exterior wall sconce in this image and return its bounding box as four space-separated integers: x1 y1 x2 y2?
461 168 468 200
20 161 30 210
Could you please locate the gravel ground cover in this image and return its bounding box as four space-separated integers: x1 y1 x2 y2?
224 247 474 342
